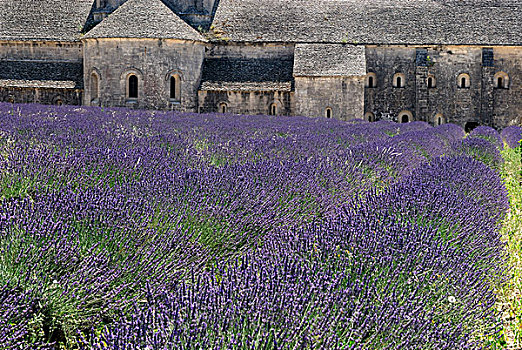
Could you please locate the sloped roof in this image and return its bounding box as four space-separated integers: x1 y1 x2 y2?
294 44 366 77
0 60 83 89
211 0 522 45
200 57 294 92
84 0 206 41
0 0 93 41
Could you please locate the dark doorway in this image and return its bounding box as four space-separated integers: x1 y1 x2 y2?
465 121 479 133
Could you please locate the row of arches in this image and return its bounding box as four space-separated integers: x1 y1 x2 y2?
216 102 282 115
364 111 446 125
365 72 510 89
89 70 183 103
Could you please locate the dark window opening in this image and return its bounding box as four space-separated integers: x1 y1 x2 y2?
497 77 503 89
326 108 332 119
427 77 434 88
269 104 277 116
368 76 374 88
396 77 402 88
465 121 480 133
128 75 138 99
170 76 176 99
401 115 409 123
461 77 466 88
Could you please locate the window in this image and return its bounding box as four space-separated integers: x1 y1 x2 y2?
398 110 412 123
325 107 333 119
427 76 436 88
219 103 227 114
457 73 470 88
434 113 444 126
128 74 138 99
393 73 405 88
366 73 377 88
269 103 277 116
365 112 375 122
55 99 63 106
7 96 14 104
170 74 181 101
91 72 99 102
494 72 509 89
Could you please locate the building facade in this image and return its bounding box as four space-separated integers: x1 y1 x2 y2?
0 0 521 129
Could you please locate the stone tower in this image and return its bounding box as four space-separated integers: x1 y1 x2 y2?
92 0 218 28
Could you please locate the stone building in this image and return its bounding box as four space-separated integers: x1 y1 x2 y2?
0 0 521 129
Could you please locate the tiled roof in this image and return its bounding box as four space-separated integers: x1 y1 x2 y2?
84 0 206 41
0 0 93 41
200 57 294 92
294 44 366 77
211 0 522 45
0 60 83 89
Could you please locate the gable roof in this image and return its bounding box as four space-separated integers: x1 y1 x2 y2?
0 0 93 42
211 0 522 45
84 0 206 41
200 57 294 91
0 60 83 89
294 44 366 77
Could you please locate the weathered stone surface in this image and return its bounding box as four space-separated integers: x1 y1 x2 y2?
83 38 205 111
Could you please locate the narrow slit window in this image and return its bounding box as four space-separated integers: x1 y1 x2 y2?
170 74 181 101
269 103 277 116
219 103 227 114
368 76 374 88
128 75 138 99
91 73 99 101
427 77 434 88
325 108 332 119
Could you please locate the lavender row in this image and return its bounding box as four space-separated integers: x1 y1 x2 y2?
0 103 512 348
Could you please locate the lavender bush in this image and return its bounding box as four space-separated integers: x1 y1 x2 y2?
501 125 522 149
0 103 512 348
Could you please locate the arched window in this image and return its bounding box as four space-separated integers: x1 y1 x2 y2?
434 113 444 126
55 99 63 106
128 74 138 99
366 73 377 88
170 74 181 102
365 112 375 122
457 73 471 88
325 107 333 119
393 73 405 88
91 72 99 102
494 72 509 89
427 76 436 88
398 110 413 123
7 96 14 104
219 103 227 114
269 103 277 116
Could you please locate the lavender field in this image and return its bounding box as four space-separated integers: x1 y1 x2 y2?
0 103 521 349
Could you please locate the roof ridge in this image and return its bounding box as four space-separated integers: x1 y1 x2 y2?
84 0 206 41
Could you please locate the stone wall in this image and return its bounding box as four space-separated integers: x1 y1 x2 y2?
295 76 364 121
0 87 82 105
198 90 294 115
491 47 522 128
364 45 521 128
364 46 417 123
0 41 83 62
83 38 205 111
